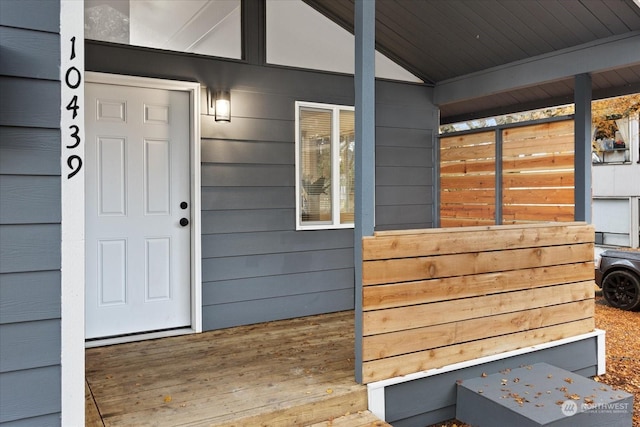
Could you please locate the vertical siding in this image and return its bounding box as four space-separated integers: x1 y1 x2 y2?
85 42 437 331
0 0 62 425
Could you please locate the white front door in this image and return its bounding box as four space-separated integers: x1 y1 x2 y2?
85 82 191 339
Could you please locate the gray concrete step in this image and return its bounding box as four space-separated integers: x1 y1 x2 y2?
456 362 633 427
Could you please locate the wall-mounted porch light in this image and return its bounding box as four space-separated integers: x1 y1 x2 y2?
208 89 231 122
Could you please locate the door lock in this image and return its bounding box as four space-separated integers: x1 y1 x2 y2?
180 201 188 209
180 218 189 227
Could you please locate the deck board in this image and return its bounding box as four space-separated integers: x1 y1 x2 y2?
86 310 373 426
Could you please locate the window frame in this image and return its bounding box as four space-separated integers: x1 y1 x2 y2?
295 101 355 231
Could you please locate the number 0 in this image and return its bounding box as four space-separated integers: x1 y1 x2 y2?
65 66 81 89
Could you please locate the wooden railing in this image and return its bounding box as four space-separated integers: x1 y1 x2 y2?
440 119 575 227
361 222 595 384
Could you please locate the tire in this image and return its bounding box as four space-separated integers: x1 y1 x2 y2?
602 269 640 311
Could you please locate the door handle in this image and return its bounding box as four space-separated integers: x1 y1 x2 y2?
180 218 189 227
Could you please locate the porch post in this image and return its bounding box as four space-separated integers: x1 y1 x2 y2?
574 73 592 223
354 0 375 384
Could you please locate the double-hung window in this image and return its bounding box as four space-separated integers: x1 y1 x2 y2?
295 102 355 230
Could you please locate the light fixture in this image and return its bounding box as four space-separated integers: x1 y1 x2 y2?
208 89 231 122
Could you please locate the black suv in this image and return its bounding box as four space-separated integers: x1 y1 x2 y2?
595 249 640 311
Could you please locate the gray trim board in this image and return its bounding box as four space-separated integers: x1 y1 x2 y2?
202 269 354 305
201 139 293 165
0 0 62 424
383 337 599 426
202 290 354 330
0 26 60 80
200 209 293 233
0 413 61 427
201 163 294 187
0 366 61 424
201 187 293 210
434 32 640 106
354 0 376 384
0 0 60 33
202 248 354 282
0 271 61 324
0 319 61 373
574 73 592 223
0 77 60 128
242 0 265 65
0 225 61 274
0 175 61 224
201 230 354 257
0 127 61 175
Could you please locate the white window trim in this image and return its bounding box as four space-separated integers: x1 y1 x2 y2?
295 101 355 231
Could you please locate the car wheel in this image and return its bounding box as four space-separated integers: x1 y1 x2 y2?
602 269 640 311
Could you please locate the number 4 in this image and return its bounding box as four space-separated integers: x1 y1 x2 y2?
66 95 79 119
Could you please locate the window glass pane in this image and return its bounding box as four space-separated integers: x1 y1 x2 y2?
85 0 242 60
300 108 332 224
340 110 355 223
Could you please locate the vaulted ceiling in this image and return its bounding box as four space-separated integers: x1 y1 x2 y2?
304 0 640 123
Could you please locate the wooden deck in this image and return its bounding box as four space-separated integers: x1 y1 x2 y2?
85 311 389 427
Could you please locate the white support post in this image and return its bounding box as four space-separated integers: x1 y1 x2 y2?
60 0 86 424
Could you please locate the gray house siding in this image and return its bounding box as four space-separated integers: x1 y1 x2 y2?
85 41 437 331
375 81 435 231
0 1 62 425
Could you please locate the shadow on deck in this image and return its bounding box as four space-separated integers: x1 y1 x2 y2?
85 311 389 426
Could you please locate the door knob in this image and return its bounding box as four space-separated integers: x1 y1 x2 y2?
180 218 189 226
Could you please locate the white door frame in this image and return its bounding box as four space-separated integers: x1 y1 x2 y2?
85 72 202 346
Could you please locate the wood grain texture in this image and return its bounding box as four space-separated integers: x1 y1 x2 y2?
441 120 575 226
363 262 593 311
364 222 593 259
363 281 594 335
363 299 593 361
361 223 596 383
85 311 367 427
363 319 594 383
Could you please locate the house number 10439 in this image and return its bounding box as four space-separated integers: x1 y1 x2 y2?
65 36 82 179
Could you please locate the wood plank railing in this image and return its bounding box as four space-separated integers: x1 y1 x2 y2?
361 222 595 384
440 119 575 227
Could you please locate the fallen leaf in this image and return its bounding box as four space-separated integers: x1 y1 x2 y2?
326 388 333 394
164 395 172 403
